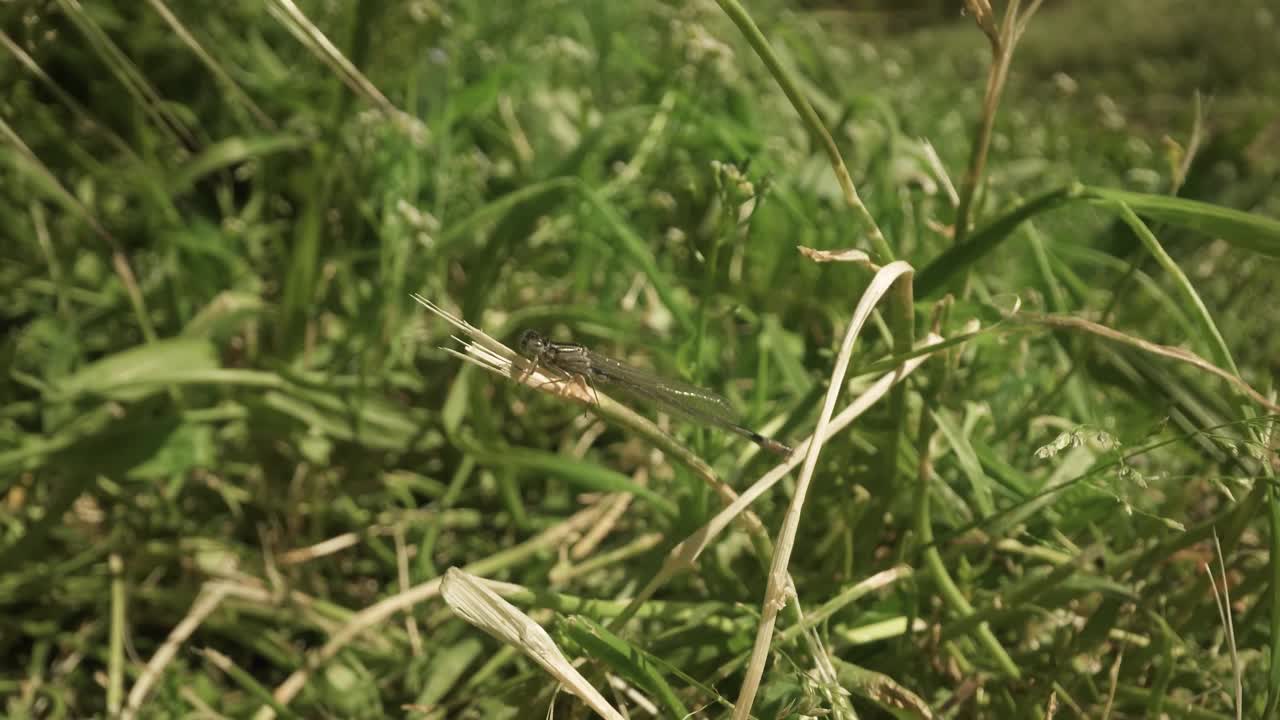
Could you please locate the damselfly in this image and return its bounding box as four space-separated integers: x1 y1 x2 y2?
517 330 792 456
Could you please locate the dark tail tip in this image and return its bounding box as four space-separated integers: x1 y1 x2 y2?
751 432 793 457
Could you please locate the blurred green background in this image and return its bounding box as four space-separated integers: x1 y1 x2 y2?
2 0 1279 717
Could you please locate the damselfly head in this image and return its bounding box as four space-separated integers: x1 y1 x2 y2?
517 329 549 359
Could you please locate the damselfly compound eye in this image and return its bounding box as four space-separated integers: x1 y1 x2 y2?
518 330 546 358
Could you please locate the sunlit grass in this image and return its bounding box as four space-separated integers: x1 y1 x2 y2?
2 0 1279 718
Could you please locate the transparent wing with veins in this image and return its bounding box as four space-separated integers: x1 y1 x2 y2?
579 348 742 429
518 330 791 455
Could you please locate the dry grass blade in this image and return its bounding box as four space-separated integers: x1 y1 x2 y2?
266 0 421 138
797 246 875 266
1027 313 1280 414
125 581 272 719
254 503 608 719
1206 528 1242 720
0 30 139 160
441 568 625 720
610 331 943 633
953 0 1044 245
733 260 916 720
411 294 588 403
53 0 197 149
143 0 275 129
920 138 961 208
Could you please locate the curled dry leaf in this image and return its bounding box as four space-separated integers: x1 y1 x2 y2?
797 246 877 268
440 568 625 720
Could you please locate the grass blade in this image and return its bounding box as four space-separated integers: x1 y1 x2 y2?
1083 185 1280 259
916 186 1076 297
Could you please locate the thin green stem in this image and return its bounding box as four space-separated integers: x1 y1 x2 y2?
1111 202 1237 376
915 399 1021 678
1269 482 1280 716
108 554 125 716
710 0 916 517
712 0 890 262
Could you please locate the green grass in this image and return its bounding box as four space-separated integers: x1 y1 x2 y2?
2 0 1280 717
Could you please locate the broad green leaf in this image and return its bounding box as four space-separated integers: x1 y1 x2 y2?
182 290 267 340
917 183 1280 301
170 135 306 195
0 414 183 566
557 616 689 720
931 408 996 517
1083 185 1280 258
969 438 1035 497
256 387 440 452
126 423 216 479
832 657 932 720
412 637 485 709
56 337 218 402
1111 201 1238 376
916 186 1076 298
